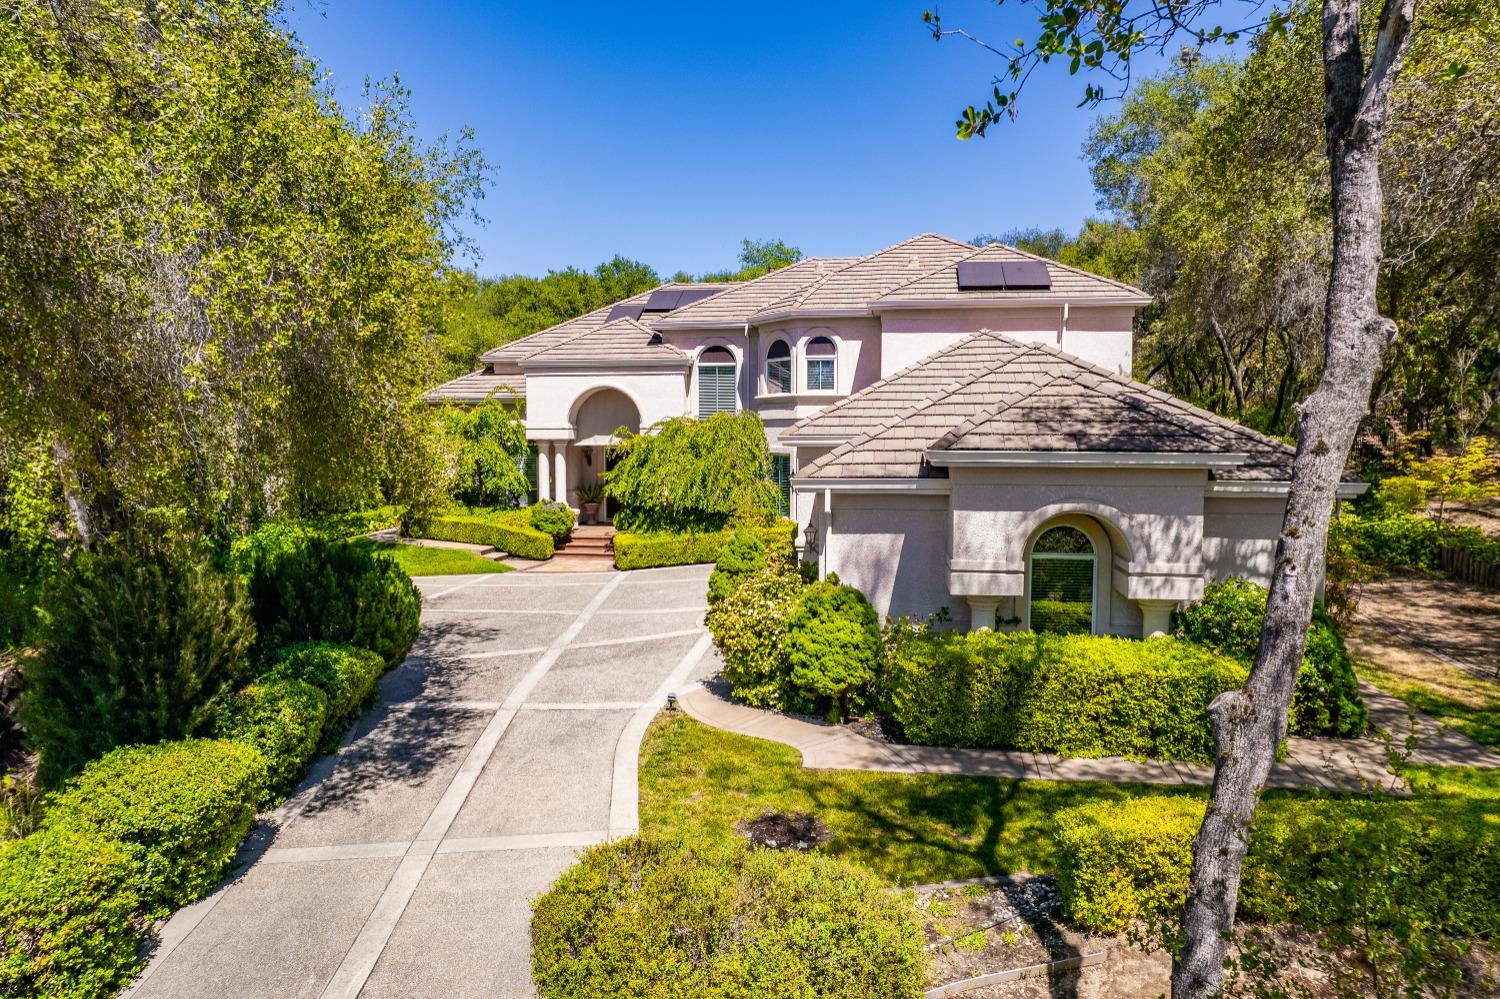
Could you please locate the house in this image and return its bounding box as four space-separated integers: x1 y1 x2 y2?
431 233 1360 636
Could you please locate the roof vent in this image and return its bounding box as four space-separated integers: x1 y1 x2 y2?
955 260 1052 291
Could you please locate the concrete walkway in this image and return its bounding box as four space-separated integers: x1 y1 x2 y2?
127 564 718 999
678 679 1500 794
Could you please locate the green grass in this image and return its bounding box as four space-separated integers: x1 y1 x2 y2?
639 714 1284 886
350 539 511 577
1356 661 1500 752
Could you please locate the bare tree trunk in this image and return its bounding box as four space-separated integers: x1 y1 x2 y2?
50 436 93 549
1209 316 1247 419
1170 0 1416 995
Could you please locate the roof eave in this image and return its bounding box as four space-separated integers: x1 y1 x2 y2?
518 357 689 371
791 476 951 494
1208 479 1369 498
927 450 1249 469
872 294 1152 310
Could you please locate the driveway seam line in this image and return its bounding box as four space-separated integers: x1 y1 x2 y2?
316 572 625 999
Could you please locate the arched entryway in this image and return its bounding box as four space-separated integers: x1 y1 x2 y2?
1028 524 1097 635
569 388 640 520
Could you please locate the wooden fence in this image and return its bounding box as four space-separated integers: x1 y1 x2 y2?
1439 545 1500 589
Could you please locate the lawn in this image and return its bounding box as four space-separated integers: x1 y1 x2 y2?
351 539 511 577
641 713 1237 885
1351 638 1500 752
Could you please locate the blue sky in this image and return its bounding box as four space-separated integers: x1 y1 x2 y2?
283 1 1169 278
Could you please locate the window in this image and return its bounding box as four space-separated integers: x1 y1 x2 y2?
1029 525 1095 635
805 336 836 392
697 346 737 416
766 340 792 395
771 454 791 515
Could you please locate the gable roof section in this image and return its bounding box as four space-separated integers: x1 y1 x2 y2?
651 257 859 328
752 234 978 320
424 369 524 404
480 282 731 364
787 331 1298 481
518 317 688 367
874 241 1150 306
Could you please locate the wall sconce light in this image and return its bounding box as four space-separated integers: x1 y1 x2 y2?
803 523 819 556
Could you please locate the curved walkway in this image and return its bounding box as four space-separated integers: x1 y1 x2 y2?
678 679 1500 794
127 564 717 999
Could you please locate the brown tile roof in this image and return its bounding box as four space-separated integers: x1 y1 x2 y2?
873 241 1150 305
751 234 978 319
787 331 1297 481
424 369 524 403
518 317 688 366
651 257 858 328
479 282 731 364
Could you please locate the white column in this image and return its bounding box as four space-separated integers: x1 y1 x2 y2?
554 444 569 509
536 444 552 502
967 597 999 632
1138 599 1176 639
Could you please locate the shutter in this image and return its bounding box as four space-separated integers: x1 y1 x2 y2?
698 363 737 415
771 454 791 515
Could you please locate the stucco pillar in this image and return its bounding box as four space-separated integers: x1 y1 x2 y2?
967 597 1000 632
554 445 570 509
536 444 552 502
1138 599 1176 639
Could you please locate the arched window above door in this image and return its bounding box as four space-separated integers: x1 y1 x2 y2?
766 339 792 395
1029 525 1095 635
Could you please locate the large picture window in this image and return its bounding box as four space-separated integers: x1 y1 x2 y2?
1029 525 1095 635
697 346 737 416
766 340 792 394
805 336 836 392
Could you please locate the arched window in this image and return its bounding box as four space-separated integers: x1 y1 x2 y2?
697 346 737 416
766 340 792 395
805 336 836 392
1029 525 1095 635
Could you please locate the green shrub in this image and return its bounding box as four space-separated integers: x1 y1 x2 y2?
0 826 142 999
786 581 882 721
44 740 266 914
1331 511 1500 571
531 836 926 999
244 534 421 668
211 678 328 792
706 558 806 710
606 412 782 534
885 631 1246 763
420 509 554 560
1173 578 1366 738
615 521 795 571
1056 795 1500 939
264 642 384 739
529 501 575 544
20 537 255 783
707 527 768 605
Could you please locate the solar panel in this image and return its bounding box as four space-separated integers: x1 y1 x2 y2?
642 289 684 311
674 287 721 308
956 261 1007 290
1000 260 1052 289
606 304 645 321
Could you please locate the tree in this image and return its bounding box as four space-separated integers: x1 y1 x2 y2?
439 398 531 507
928 0 1425 992
0 0 487 544
695 237 805 282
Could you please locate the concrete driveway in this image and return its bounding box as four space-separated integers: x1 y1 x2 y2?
127 564 716 999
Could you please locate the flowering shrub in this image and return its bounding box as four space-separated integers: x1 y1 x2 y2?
706 555 805 710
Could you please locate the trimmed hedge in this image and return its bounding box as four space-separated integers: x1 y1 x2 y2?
786 580 882 720
244 534 421 668
529 501 575 544
211 677 329 792
421 510 554 560
0 826 142 999
43 740 267 914
531 837 926 999
1056 795 1500 937
615 520 795 570
885 631 1247 764
265 642 385 740
1174 578 1366 738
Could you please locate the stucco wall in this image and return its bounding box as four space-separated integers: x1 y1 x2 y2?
1203 495 1287 587
523 369 689 439
878 305 1134 376
819 492 964 627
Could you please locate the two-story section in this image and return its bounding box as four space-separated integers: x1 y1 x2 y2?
429 233 1150 514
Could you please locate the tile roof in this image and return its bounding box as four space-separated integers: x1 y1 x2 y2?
787 331 1298 481
424 369 524 403
873 241 1150 304
652 257 859 328
480 282 731 364
751 234 978 319
518 317 688 365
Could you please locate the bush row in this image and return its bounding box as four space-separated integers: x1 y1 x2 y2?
1055 794 1500 938
1332 511 1500 571
885 630 1246 764
531 836 926 999
420 509 555 560
615 520 795 571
